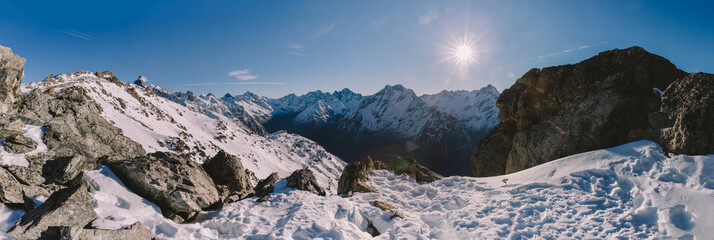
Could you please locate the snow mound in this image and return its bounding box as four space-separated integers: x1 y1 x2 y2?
0 125 47 167
73 140 713 239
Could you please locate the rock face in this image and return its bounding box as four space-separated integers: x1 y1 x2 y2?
0 166 25 205
285 168 326 196
203 150 253 194
134 76 148 87
59 221 153 240
7 186 95 240
253 173 279 197
471 47 688 177
3 134 37 153
659 72 714 154
0 45 25 114
105 152 221 223
49 154 95 185
391 156 443 183
337 157 389 195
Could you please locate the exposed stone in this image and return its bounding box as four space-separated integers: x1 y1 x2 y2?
471 47 688 177
659 72 714 154
0 45 25 114
253 173 279 198
0 119 23 139
134 76 148 87
49 154 96 185
104 152 221 223
59 221 153 240
0 167 24 205
7 186 95 240
391 156 443 182
285 168 326 196
3 134 36 154
202 150 253 195
337 156 389 195
5 165 45 186
370 200 405 220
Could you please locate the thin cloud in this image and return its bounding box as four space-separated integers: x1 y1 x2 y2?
286 51 310 57
228 69 257 80
180 82 217 86
369 15 389 31
535 42 609 60
283 43 304 50
229 82 286 85
313 22 337 38
62 30 92 41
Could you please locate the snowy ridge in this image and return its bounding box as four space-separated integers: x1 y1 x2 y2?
22 73 346 193
420 85 500 131
70 140 713 239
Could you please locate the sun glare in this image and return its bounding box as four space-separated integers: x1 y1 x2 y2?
454 44 475 64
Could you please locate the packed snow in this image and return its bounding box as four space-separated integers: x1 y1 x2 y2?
29 140 707 239
0 125 47 167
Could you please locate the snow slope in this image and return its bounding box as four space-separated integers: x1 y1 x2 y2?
22 72 346 193
72 140 713 239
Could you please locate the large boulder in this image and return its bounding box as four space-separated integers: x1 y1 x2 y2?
253 173 279 198
0 45 24 114
391 156 443 182
285 168 326 196
337 156 389 195
660 72 714 154
471 47 688 176
202 150 253 194
48 154 96 185
59 221 153 240
105 152 221 223
3 134 36 154
0 166 25 205
7 186 95 240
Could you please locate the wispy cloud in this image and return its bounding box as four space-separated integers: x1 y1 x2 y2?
313 22 337 38
180 82 217 87
534 42 610 60
228 69 257 80
283 43 304 50
285 51 310 57
62 30 92 41
369 15 389 31
229 82 285 85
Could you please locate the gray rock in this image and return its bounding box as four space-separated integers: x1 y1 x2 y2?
5 165 45 186
337 156 389 195
7 186 95 240
0 119 24 139
49 154 96 185
254 173 279 198
202 150 253 195
0 45 25 114
285 168 326 196
134 76 148 88
471 47 688 177
3 134 36 154
105 152 221 223
660 72 714 154
391 156 443 183
0 166 24 205
59 221 153 240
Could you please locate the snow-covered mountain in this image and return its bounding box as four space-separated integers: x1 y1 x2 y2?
150 84 499 176
21 72 346 193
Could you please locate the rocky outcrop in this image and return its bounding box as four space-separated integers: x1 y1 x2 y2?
253 173 279 198
48 154 95 185
0 167 25 206
285 168 326 196
104 152 221 223
337 157 389 195
471 47 688 177
134 76 148 88
7 186 95 240
59 221 153 240
0 45 24 114
3 134 37 153
203 150 253 195
391 156 443 182
659 72 714 154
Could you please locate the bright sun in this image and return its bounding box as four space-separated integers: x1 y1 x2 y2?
454 44 475 64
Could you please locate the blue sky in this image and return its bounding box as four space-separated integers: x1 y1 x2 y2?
1 0 712 98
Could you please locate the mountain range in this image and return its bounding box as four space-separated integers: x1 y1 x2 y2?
150 83 499 176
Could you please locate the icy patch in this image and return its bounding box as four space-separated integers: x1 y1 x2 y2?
0 125 47 167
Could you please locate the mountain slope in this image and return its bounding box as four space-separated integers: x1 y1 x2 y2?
22 72 346 193
55 140 714 239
